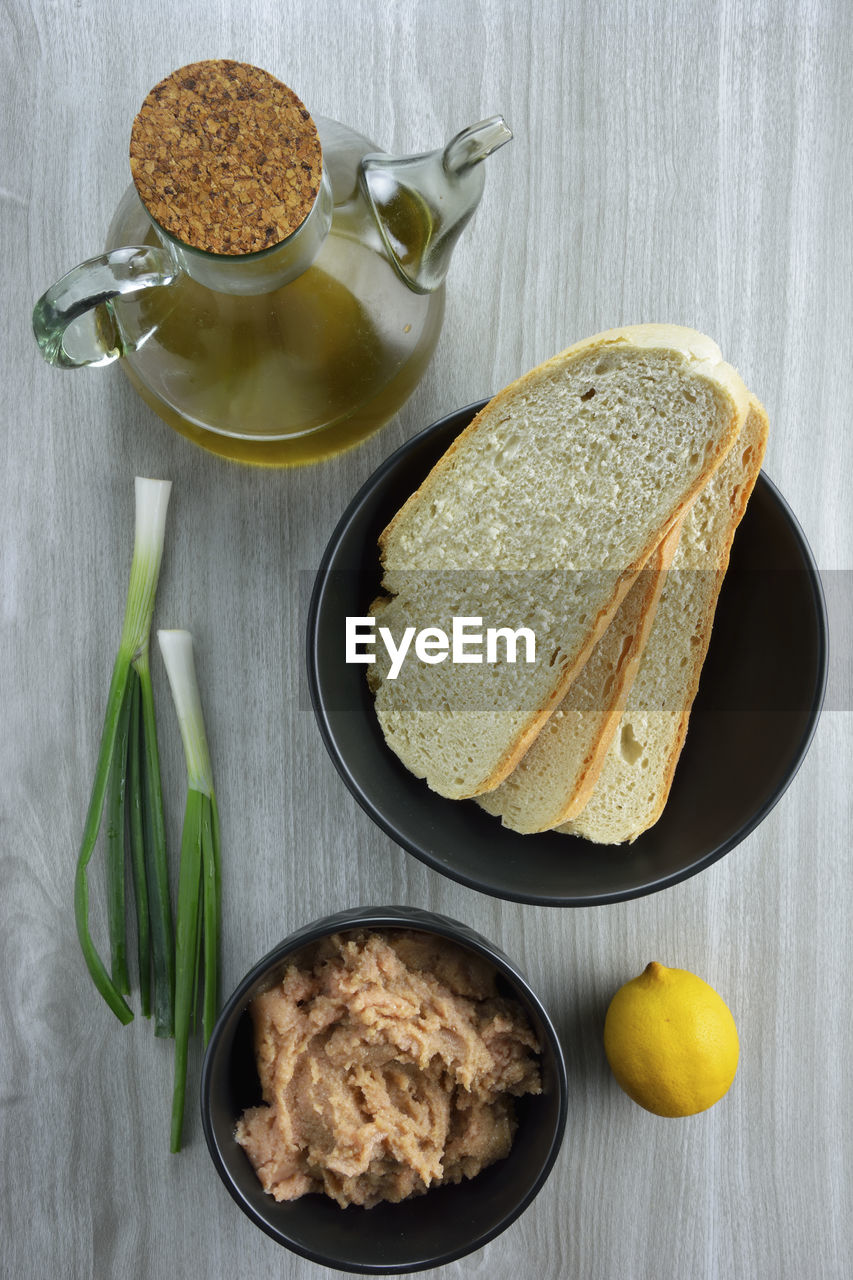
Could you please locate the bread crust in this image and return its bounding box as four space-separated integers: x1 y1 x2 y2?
626 396 769 840
469 557 646 795
548 519 683 824
560 395 770 843
479 519 683 831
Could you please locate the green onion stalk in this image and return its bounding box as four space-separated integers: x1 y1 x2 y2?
74 477 175 1033
158 629 221 1153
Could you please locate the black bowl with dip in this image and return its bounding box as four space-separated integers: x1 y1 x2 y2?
200 905 568 1275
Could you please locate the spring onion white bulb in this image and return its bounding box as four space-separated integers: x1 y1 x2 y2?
157 630 213 795
158 629 221 1153
120 478 172 661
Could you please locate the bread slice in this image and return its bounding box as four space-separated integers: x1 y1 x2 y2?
476 520 683 833
370 325 750 800
558 396 769 844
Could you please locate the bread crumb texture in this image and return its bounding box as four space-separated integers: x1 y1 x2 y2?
130 59 322 255
382 349 729 576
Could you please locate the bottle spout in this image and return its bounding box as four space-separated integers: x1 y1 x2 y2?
443 116 513 174
361 115 512 294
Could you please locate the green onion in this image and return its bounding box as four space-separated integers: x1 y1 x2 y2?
158 629 221 1153
105 675 133 994
172 787 203 1154
126 673 151 1018
74 477 172 1026
136 647 175 1037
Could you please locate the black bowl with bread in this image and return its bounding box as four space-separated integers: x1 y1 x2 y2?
307 329 828 905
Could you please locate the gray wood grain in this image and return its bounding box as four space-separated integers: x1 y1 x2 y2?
2 1 851 1277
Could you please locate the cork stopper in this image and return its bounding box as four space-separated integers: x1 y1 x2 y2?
129 60 323 256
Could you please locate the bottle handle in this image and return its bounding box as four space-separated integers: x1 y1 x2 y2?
32 246 178 369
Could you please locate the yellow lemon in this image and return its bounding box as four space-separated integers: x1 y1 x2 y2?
603 962 739 1117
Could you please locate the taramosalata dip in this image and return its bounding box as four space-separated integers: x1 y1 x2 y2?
235 930 541 1208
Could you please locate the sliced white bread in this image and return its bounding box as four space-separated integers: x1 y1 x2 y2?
559 396 769 844
370 325 750 800
476 519 683 833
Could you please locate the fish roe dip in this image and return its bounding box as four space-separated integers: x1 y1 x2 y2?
235 930 542 1208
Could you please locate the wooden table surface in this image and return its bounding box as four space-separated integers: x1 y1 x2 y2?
2 1 851 1277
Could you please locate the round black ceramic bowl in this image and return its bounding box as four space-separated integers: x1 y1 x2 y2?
307 401 828 906
200 905 567 1274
